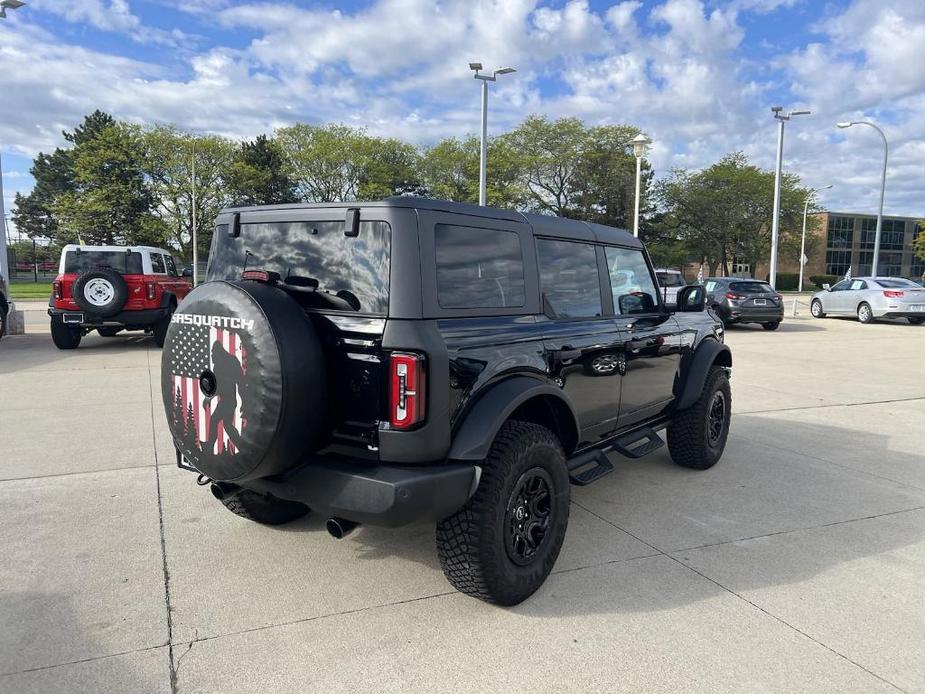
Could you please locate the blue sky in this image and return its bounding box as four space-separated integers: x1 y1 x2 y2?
2 0 924 236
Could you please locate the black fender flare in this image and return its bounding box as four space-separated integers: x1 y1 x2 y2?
447 376 580 461
675 340 732 411
160 291 178 309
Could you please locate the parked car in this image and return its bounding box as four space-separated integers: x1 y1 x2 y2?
702 277 784 330
655 268 687 306
810 277 925 324
161 198 732 606
0 274 8 341
48 244 193 349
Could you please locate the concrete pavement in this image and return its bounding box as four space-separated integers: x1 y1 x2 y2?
1 314 923 693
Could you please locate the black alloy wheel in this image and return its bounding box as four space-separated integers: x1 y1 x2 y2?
707 390 727 447
505 467 554 566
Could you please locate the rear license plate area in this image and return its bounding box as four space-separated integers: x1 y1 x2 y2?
753 299 767 306
62 313 84 324
911 305 925 312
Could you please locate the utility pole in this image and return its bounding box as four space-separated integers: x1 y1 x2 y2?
469 63 515 206
769 106 811 289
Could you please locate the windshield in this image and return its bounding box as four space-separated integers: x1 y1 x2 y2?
64 250 143 274
875 278 919 288
208 220 391 314
730 281 774 293
656 272 686 287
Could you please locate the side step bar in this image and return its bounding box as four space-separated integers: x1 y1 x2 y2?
565 426 665 486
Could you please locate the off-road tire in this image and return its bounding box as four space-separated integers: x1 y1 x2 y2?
72 267 128 318
97 327 122 337
435 421 570 606
153 304 175 348
667 366 731 470
50 316 82 350
857 302 874 324
762 321 780 331
907 317 924 325
214 487 310 525
810 299 825 318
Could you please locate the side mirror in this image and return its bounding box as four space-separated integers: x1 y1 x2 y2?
677 285 706 312
181 267 193 278
822 283 831 291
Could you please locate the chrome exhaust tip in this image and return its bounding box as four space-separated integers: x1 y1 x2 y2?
326 517 359 539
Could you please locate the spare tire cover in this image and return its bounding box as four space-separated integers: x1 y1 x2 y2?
160 280 326 482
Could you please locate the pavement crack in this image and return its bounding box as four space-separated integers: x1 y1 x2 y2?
146 349 178 694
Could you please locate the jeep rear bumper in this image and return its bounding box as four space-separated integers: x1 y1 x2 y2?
181 452 479 527
49 306 169 328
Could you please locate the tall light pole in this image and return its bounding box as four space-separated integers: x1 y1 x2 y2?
837 120 887 277
469 63 515 206
630 133 651 238
0 0 25 302
769 106 811 289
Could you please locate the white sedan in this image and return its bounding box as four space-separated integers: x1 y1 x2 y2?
810 277 925 324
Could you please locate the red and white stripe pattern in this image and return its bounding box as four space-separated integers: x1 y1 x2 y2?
170 327 246 455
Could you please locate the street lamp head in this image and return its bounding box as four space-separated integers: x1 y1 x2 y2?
630 133 651 158
468 62 483 72
494 67 516 76
836 121 853 129
820 184 833 190
771 106 783 113
790 110 811 116
0 0 25 18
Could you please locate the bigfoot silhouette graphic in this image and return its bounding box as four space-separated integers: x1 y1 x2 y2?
205 340 245 453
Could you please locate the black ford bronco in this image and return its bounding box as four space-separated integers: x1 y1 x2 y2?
161 198 731 606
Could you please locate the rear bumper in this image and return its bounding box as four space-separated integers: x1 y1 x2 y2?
49 307 169 328
181 451 479 527
720 304 784 323
879 310 925 319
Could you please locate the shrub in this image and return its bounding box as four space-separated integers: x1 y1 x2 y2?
765 272 799 291
809 274 839 289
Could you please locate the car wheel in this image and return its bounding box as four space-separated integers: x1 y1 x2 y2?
762 321 780 331
153 303 175 348
857 302 874 324
667 365 731 470
436 420 570 606
98 327 122 337
212 486 310 525
50 316 82 350
810 299 825 318
908 317 924 325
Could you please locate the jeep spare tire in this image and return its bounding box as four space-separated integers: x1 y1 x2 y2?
161 280 327 482
72 267 128 318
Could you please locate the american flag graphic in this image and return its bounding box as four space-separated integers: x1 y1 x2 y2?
168 324 247 456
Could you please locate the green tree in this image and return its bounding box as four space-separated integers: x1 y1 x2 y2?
142 125 237 261
228 134 297 205
419 136 525 207
12 111 115 240
356 136 421 200
276 123 367 201
52 123 165 246
913 223 925 272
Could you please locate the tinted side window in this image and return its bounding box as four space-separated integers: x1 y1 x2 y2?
605 247 659 315
536 239 602 318
435 225 525 309
150 253 166 274
164 255 179 277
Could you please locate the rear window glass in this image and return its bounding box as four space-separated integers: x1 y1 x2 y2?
208 220 390 314
435 225 525 309
537 239 602 318
730 281 773 293
656 272 686 287
64 251 143 274
875 278 918 288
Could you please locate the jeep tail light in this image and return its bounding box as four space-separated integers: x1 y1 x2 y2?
146 282 156 301
883 290 904 298
53 281 62 300
390 352 426 430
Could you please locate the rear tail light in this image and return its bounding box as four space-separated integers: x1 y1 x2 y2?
775 294 783 302
146 282 156 301
389 352 426 430
724 292 745 300
242 270 271 282
883 290 904 298
53 281 62 300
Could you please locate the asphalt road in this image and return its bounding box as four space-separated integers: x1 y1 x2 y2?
1 314 923 693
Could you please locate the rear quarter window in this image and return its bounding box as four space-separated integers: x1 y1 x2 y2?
435 225 526 309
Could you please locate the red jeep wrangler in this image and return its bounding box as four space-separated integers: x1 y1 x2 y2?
48 245 192 349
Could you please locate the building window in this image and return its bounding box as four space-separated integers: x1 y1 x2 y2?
826 216 853 248
861 218 905 250
825 249 851 276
